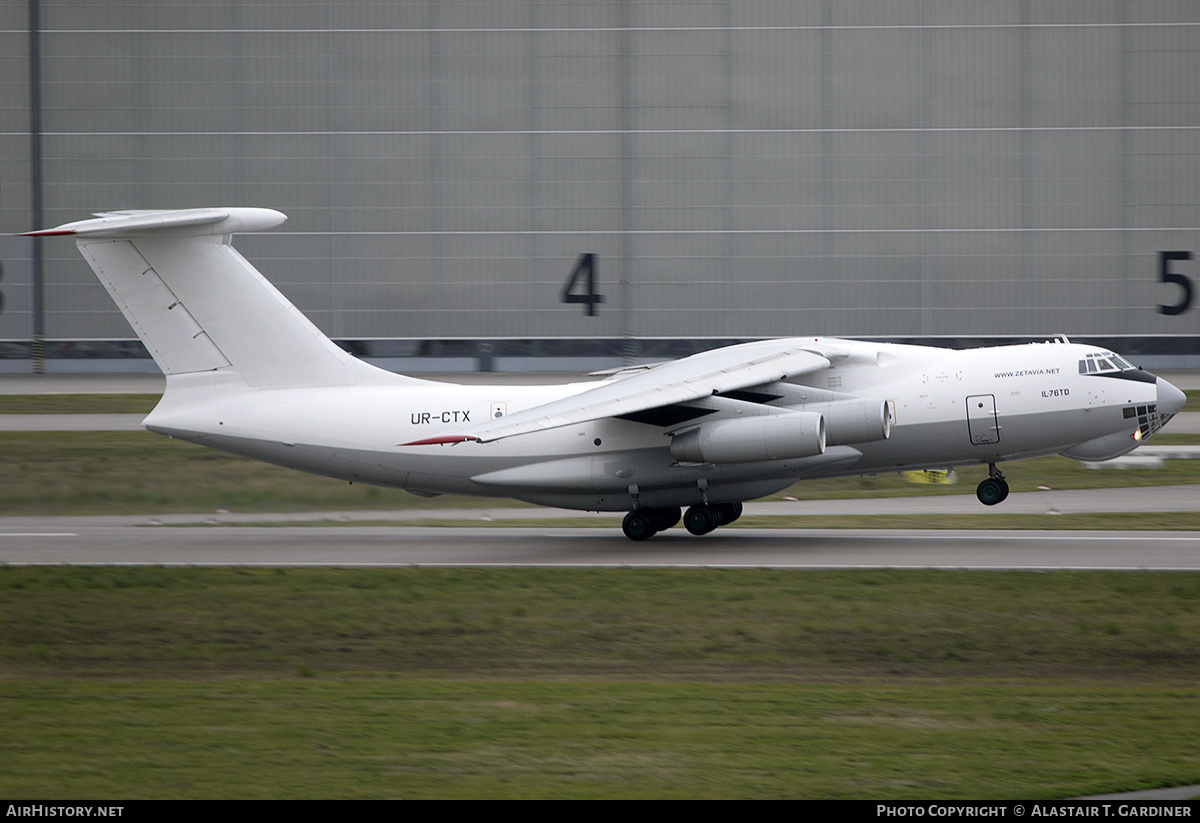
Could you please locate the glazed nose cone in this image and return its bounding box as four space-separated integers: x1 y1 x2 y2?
1156 376 1186 418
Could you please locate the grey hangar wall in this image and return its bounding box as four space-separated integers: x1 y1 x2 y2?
2 1 1198 370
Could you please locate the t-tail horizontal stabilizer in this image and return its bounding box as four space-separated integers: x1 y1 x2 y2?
22 208 414 390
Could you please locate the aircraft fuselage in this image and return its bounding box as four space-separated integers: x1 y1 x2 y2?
143 337 1179 512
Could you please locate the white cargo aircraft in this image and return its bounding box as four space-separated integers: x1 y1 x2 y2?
25 208 1187 540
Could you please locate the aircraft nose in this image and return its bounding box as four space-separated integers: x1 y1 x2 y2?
1156 375 1187 417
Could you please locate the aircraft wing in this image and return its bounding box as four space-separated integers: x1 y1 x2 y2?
405 338 831 444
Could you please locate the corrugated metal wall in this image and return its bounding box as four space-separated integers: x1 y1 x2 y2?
2 0 1198 345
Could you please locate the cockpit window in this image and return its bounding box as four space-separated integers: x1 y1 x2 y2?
1079 352 1137 375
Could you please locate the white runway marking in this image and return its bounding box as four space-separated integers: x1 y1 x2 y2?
1 533 78 538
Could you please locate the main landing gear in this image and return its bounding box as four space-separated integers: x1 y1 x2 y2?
621 503 743 541
683 502 743 535
975 463 1009 506
621 507 681 541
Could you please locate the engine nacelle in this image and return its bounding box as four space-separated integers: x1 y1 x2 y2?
805 397 891 445
670 412 825 464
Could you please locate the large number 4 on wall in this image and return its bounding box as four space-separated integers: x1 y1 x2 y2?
561 253 605 316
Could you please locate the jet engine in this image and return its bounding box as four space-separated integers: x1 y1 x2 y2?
810 397 892 445
670 411 825 464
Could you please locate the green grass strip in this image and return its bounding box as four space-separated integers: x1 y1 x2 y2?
0 393 161 414
3 680 1198 798
2 567 1199 798
4 567 1197 682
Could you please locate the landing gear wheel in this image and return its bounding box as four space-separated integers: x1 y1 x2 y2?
684 505 720 536
712 502 743 526
622 510 658 541
976 477 1008 506
649 506 682 531
976 463 1010 506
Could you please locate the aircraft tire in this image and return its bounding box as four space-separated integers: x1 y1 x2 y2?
622 510 658 541
976 477 1007 506
713 502 743 525
684 505 719 536
649 506 682 531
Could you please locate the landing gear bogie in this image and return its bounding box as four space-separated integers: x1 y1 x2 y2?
621 506 682 541
683 502 743 536
622 503 744 540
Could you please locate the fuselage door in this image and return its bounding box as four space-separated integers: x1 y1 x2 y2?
966 394 1000 445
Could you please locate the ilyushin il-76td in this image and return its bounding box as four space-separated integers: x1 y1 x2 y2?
24 208 1187 540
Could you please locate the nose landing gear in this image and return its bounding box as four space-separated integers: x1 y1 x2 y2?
976 464 1009 506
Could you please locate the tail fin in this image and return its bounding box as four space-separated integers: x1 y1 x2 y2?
24 208 415 389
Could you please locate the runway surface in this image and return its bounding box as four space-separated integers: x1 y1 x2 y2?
3 483 1198 568
4 525 1200 569
3 484 1198 569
